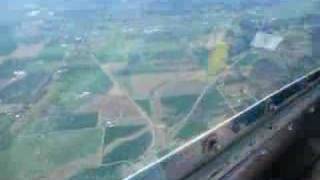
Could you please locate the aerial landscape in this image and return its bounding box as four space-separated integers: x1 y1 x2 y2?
0 0 320 179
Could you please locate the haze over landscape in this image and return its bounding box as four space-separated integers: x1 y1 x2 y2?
0 0 320 179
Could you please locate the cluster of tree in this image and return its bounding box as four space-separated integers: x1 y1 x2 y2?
227 18 259 56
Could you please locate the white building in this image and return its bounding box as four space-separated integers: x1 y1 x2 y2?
251 32 284 51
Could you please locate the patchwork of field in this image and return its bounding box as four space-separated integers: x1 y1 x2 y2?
117 70 207 99
0 128 103 180
0 42 45 62
175 87 235 140
69 164 124 180
0 0 320 179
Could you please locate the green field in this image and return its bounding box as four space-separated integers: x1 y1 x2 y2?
176 121 208 140
58 65 111 93
69 164 122 180
0 59 29 78
192 47 209 69
237 51 260 67
0 114 14 151
161 95 198 126
0 26 17 56
161 95 198 116
94 27 133 63
103 131 152 164
24 112 99 134
37 44 66 62
0 128 103 180
135 99 152 116
0 71 50 104
48 65 113 108
140 41 186 60
176 87 231 139
199 87 228 113
53 112 98 131
104 125 145 146
0 58 60 78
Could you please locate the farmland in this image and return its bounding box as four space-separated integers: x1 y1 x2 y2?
103 131 152 164
0 26 17 56
70 164 123 180
47 65 113 109
208 41 229 76
0 0 319 179
104 125 146 145
161 95 198 126
0 128 103 180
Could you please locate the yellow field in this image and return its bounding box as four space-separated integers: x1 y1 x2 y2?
208 41 229 76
